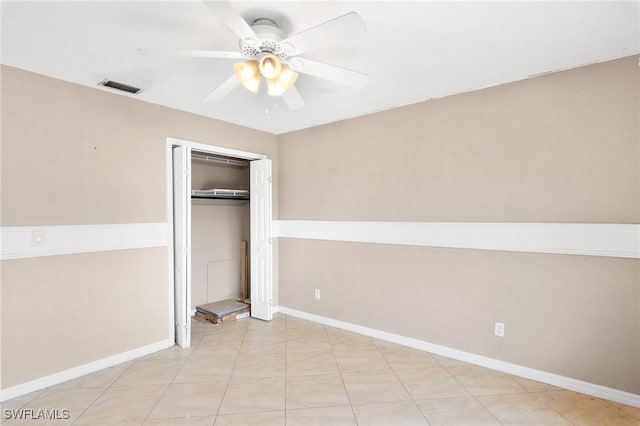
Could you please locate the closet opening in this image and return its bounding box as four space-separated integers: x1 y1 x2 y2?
167 138 273 348
191 151 251 327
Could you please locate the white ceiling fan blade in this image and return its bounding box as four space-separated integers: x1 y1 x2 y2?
204 75 239 102
281 12 366 56
290 58 369 89
202 0 257 41
138 49 246 59
282 86 305 110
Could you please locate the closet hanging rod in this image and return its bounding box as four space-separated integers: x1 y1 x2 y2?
192 153 249 167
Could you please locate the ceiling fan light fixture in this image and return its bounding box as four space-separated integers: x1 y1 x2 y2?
266 79 283 96
233 60 261 93
267 64 298 96
258 53 282 79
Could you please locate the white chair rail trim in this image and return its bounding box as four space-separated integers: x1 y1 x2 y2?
275 221 640 259
1 223 168 260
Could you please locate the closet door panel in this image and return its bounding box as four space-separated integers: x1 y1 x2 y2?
172 145 192 347
250 159 273 321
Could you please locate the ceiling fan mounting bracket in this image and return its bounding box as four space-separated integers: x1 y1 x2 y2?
239 18 291 61
252 18 276 27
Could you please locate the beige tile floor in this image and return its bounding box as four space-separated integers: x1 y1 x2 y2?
2 314 639 425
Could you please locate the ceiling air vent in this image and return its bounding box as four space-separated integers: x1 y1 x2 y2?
99 79 141 94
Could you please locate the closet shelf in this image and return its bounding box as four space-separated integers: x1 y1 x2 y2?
191 188 249 202
192 198 248 206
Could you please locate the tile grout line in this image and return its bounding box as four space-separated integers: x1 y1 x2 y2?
138 345 191 425
326 325 371 426
281 318 291 420
143 320 246 425
374 340 436 425
70 360 137 425
528 389 578 425
431 357 504 425
212 321 249 424
529 389 637 425
189 319 222 425
439 362 583 425
2 389 45 413
284 314 289 426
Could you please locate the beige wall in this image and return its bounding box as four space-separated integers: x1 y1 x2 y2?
279 56 639 223
2 248 168 387
1 66 278 227
191 204 249 308
191 159 249 192
277 56 640 394
0 65 278 389
280 239 639 393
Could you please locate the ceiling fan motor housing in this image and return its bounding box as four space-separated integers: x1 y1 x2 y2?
240 18 292 61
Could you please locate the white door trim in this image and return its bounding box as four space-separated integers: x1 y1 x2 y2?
167 137 267 161
165 137 270 343
172 145 192 347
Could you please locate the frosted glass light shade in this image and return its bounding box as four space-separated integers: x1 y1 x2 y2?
233 57 297 96
258 54 282 79
267 64 298 96
233 60 261 93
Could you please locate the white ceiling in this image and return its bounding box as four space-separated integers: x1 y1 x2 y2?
2 1 638 134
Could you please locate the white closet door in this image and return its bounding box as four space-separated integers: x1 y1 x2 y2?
250 159 273 321
173 145 192 347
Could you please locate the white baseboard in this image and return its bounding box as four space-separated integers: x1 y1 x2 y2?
278 306 640 408
0 339 174 402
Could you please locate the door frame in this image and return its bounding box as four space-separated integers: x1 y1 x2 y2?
165 137 268 344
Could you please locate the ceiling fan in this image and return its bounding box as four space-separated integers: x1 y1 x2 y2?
140 1 369 110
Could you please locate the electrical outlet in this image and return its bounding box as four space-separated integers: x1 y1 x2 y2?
314 288 321 300
495 322 505 337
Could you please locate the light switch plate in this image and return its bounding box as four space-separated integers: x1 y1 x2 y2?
32 230 46 247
